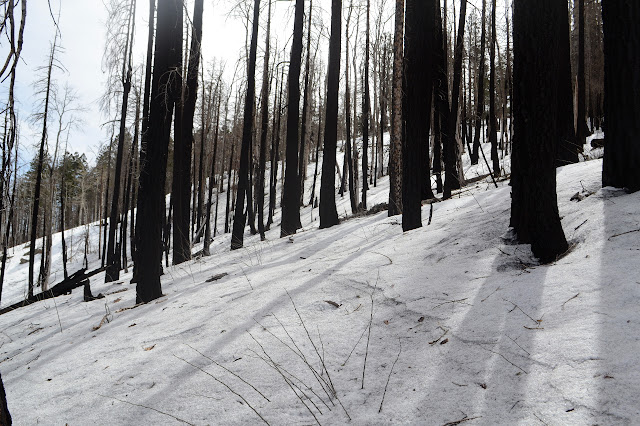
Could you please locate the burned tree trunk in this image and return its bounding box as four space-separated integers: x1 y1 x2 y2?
402 0 435 231
511 0 569 263
319 0 342 229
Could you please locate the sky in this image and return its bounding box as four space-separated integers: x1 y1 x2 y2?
5 0 503 171
8 0 303 169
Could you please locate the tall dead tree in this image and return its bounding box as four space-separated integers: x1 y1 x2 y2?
555 0 579 167
471 0 486 165
231 0 260 250
257 0 272 240
488 0 499 176
281 0 305 237
319 0 342 229
402 0 435 231
601 0 640 192
443 0 466 198
511 0 569 262
106 0 136 282
345 1 358 215
172 0 203 262
389 0 404 216
362 0 371 211
298 0 313 207
28 33 59 299
576 0 588 149
135 0 183 303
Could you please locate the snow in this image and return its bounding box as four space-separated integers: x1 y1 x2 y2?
1 137 639 425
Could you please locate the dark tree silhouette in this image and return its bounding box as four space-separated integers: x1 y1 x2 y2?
28 34 59 299
471 0 486 165
576 0 588 149
135 0 183 303
257 0 272 241
601 0 640 191
281 0 305 237
106 0 136 283
231 0 260 250
511 0 569 263
555 0 579 167
172 0 203 262
402 0 435 232
298 0 313 207
361 0 371 210
443 0 466 199
0 371 10 425
319 0 342 229
488 0 499 177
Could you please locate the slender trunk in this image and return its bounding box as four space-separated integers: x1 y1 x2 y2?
281 0 305 237
132 0 155 283
225 141 235 235
310 82 323 210
471 0 486 165
576 0 588 149
319 0 342 229
267 69 282 229
488 0 500 177
298 0 314 207
362 0 371 210
28 35 58 299
389 0 404 216
204 78 223 254
344 2 357 214
106 0 136 283
232 0 260 250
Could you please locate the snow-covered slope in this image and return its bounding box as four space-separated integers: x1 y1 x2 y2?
1 139 638 425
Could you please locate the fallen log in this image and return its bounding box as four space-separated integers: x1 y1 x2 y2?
0 266 106 316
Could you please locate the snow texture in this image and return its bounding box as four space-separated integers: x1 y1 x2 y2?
1 133 638 425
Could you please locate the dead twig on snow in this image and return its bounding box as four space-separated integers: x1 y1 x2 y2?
174 354 270 425
443 414 482 426
97 393 196 425
379 340 402 413
561 293 580 310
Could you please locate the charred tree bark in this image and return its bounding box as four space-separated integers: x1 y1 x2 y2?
555 0 579 167
173 0 203 262
135 0 182 303
389 0 404 216
281 0 305 237
576 0 588 150
298 0 313 208
345 2 358 215
0 371 11 425
601 0 640 191
28 35 58 299
362 0 371 211
267 68 284 230
258 0 272 240
443 0 466 199
132 0 155 283
471 0 486 165
402 0 435 231
106 0 136 283
488 0 499 177
204 77 223 255
319 0 342 229
511 0 569 263
231 0 260 250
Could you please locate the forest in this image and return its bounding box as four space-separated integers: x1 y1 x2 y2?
0 0 638 424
